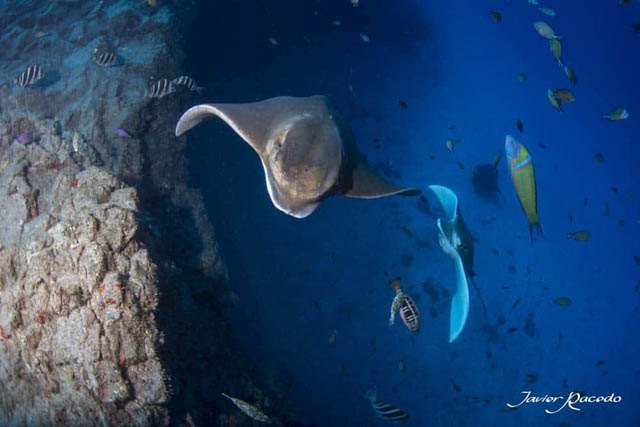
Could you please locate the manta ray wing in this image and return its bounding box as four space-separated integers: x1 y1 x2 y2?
175 95 420 217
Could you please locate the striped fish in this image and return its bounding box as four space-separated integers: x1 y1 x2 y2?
93 50 118 67
145 78 176 98
505 135 543 241
365 389 409 424
389 278 420 334
172 75 204 93
15 64 43 87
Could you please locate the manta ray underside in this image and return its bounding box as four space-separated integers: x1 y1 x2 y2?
175 95 420 217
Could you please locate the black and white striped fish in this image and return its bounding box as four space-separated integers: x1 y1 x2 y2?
172 75 204 93
365 389 409 424
145 78 176 98
93 50 119 67
15 64 44 87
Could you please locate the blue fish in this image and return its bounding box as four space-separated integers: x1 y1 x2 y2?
114 128 131 138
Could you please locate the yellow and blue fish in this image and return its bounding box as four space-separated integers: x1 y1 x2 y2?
505 135 543 240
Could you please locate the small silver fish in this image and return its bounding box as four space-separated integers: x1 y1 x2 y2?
72 131 82 153
145 78 176 98
538 7 556 17
15 64 44 87
93 50 119 67
221 393 272 424
172 75 204 93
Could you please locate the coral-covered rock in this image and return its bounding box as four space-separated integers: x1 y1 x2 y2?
0 0 289 425
0 147 167 425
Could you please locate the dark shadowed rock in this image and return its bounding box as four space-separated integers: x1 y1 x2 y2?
0 0 292 426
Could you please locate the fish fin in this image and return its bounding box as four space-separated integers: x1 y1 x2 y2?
529 223 544 242
342 155 421 199
449 255 469 343
429 185 458 222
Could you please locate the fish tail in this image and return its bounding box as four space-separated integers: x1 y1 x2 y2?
364 387 377 402
529 222 543 242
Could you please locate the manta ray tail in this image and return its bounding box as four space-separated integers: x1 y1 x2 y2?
470 276 488 318
342 156 421 199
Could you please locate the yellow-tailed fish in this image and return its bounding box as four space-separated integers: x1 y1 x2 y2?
550 39 563 66
553 297 572 306
446 138 459 152
603 107 629 121
564 65 577 85
547 89 563 112
567 230 590 242
534 21 560 39
505 135 543 240
553 88 575 103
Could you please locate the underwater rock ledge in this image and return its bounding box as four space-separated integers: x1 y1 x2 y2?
0 0 290 426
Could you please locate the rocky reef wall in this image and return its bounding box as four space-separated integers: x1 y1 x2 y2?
0 1 289 425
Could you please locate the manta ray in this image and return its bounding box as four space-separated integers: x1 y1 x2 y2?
175 95 420 218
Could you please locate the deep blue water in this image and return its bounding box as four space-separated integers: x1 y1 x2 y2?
1 0 638 424
184 1 640 425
